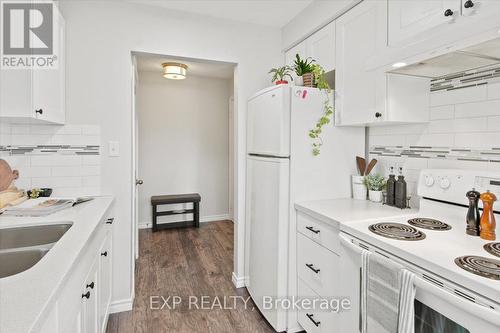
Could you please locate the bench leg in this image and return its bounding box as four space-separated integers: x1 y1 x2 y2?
194 202 200 228
152 204 158 232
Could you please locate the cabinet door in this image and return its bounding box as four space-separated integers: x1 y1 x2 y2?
306 22 335 72
388 0 461 47
335 0 387 126
83 259 99 333
32 7 65 124
98 230 112 333
0 69 32 119
285 41 307 68
461 0 500 20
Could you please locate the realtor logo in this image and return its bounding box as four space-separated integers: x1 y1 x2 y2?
1 1 58 69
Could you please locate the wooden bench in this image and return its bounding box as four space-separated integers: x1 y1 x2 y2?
151 193 201 231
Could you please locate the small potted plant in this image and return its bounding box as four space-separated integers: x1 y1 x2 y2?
293 54 314 86
268 65 293 85
364 174 386 203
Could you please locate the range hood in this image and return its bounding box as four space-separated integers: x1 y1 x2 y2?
388 37 500 79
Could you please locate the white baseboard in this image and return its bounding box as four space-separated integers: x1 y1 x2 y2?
232 272 246 289
139 214 233 229
109 298 134 313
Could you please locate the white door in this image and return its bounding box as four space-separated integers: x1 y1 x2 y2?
246 155 289 332
388 0 461 47
131 55 140 259
306 22 336 73
335 0 387 126
247 86 290 157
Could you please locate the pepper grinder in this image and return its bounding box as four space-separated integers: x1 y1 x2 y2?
480 190 497 241
386 167 396 206
466 189 481 236
395 167 407 209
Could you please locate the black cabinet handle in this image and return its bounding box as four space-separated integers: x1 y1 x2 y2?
86 282 95 289
375 112 382 118
306 263 320 274
464 0 474 8
306 313 321 327
444 8 454 16
101 251 108 257
82 291 90 299
35 109 43 115
305 226 320 234
105 218 114 224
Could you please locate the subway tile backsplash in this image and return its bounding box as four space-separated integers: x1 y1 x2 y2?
0 123 101 197
368 77 500 208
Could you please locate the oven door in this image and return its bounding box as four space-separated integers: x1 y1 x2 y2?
414 277 500 333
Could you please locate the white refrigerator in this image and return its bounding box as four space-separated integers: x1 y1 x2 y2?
245 85 364 332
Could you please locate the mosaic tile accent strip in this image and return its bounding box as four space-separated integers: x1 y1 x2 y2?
0 145 100 156
431 64 500 92
369 146 500 163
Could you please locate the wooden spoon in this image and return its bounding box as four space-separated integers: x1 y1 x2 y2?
356 156 366 176
365 159 378 175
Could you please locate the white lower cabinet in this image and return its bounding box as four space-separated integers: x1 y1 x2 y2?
296 211 342 332
43 216 113 333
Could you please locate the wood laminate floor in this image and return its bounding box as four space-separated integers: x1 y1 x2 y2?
106 221 276 333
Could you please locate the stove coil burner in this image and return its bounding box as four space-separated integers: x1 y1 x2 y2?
408 218 451 231
455 256 500 280
484 243 500 258
368 223 426 241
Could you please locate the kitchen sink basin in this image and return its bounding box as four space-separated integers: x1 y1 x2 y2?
0 223 72 250
0 248 49 278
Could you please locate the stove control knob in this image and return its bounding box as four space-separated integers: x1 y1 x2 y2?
425 175 435 187
440 177 451 189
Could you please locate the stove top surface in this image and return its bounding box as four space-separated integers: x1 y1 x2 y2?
368 222 426 241
484 242 500 258
455 255 500 280
408 218 451 230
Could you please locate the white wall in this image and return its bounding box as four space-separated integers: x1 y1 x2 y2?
137 71 231 226
369 80 500 207
58 1 282 309
281 0 359 51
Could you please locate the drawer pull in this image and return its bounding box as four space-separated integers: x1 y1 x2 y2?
86 282 95 289
106 218 114 224
306 263 320 274
101 251 108 257
82 291 90 299
305 226 320 234
306 313 321 327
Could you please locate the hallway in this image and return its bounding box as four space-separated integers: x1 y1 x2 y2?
106 221 275 333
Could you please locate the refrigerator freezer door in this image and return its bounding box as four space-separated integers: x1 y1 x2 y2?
246 155 289 332
247 86 290 157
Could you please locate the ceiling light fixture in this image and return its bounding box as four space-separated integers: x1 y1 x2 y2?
162 62 188 80
392 62 407 68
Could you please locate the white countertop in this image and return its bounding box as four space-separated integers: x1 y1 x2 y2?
0 196 114 333
295 198 417 228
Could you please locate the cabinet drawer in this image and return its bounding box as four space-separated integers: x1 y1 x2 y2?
297 233 339 297
297 278 339 333
297 211 340 254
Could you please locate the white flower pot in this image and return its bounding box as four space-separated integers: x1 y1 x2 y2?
295 76 304 86
369 190 383 203
352 175 367 200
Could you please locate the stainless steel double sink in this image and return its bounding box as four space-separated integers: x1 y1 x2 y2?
0 223 72 278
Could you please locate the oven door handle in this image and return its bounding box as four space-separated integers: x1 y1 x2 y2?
414 276 500 326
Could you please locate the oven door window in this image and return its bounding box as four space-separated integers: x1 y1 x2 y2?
415 300 470 333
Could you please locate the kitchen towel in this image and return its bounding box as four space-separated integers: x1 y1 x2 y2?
398 269 416 333
362 250 415 333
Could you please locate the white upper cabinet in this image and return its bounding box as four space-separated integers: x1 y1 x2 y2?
388 0 461 47
0 3 65 124
284 21 335 73
335 0 387 126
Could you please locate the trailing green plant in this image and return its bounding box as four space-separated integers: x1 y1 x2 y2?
363 174 386 191
268 65 293 83
293 54 314 76
308 63 333 156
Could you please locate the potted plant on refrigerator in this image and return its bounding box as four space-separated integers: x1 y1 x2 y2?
268 66 293 85
293 54 315 87
364 174 386 203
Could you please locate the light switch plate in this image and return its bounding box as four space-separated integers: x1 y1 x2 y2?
109 141 119 157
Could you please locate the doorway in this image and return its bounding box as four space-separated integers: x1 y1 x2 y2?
131 52 236 256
